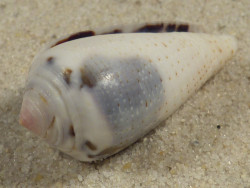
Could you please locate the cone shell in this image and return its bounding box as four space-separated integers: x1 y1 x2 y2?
20 23 237 161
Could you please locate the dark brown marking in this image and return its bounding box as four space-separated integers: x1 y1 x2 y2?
47 57 55 65
50 22 191 48
51 31 95 48
177 24 189 32
85 140 97 151
69 125 75 137
63 68 72 85
135 24 164 33
49 116 55 128
80 68 95 88
145 100 148 107
166 24 176 32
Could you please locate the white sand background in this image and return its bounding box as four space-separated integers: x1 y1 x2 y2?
0 0 249 187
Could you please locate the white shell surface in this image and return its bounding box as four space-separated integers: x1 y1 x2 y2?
20 32 237 161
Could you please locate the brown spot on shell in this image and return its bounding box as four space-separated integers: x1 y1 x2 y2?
69 125 75 137
47 57 55 65
85 140 97 151
177 24 189 32
63 68 72 85
80 68 95 88
166 24 176 32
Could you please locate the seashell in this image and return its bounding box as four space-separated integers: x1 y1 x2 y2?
19 22 237 162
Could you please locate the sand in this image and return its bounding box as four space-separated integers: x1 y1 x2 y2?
0 0 249 187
